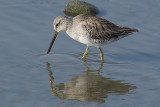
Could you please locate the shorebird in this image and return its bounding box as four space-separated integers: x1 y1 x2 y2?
47 14 138 62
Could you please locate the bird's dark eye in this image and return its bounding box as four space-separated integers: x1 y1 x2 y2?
56 21 61 27
56 23 58 27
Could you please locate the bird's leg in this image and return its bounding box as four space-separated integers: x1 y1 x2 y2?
99 47 103 63
82 46 89 59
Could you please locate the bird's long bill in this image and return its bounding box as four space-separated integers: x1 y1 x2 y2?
47 31 58 54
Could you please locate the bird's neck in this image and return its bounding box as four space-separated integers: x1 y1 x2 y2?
65 18 73 31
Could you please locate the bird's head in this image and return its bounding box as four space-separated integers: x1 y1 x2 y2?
47 16 69 54
53 16 68 32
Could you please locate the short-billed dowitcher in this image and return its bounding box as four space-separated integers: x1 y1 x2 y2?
47 14 138 61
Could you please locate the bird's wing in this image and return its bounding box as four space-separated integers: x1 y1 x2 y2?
81 15 138 40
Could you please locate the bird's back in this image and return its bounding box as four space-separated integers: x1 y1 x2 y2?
74 14 138 39
68 14 138 47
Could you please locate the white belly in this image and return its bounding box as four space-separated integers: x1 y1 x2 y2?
67 30 91 45
78 35 91 45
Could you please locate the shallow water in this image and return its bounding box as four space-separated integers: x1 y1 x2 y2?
0 0 160 107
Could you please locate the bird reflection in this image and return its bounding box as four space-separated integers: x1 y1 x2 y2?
46 60 136 103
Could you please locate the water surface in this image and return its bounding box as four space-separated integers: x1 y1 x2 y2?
0 0 160 107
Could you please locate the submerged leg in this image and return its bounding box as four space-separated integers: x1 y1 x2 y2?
99 47 103 63
82 46 89 59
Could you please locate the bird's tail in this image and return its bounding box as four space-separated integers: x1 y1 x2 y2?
119 26 138 35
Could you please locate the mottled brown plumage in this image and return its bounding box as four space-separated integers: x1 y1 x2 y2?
75 14 138 42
